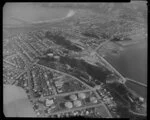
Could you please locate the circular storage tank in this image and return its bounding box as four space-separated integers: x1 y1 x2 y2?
64 101 73 109
73 100 82 107
70 94 77 101
78 92 86 99
90 97 98 103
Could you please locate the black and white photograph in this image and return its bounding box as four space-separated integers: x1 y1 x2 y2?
3 2 147 119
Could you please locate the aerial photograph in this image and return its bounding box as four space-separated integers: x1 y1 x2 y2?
3 2 147 119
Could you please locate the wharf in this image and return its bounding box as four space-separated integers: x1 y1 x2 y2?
126 78 147 88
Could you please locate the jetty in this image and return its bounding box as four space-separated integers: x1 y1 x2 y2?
95 53 127 84
126 78 147 88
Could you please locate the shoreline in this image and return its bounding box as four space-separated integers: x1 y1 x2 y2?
3 9 76 29
125 80 147 99
105 40 147 84
29 10 76 25
117 39 145 47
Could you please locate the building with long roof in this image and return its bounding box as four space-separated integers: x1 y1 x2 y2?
45 99 54 107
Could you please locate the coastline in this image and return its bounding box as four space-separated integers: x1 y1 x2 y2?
125 80 147 99
28 10 76 25
3 9 76 29
116 39 145 47
104 40 147 99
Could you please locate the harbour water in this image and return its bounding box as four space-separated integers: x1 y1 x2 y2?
105 40 147 98
3 85 36 117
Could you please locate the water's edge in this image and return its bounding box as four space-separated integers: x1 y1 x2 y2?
105 41 147 98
